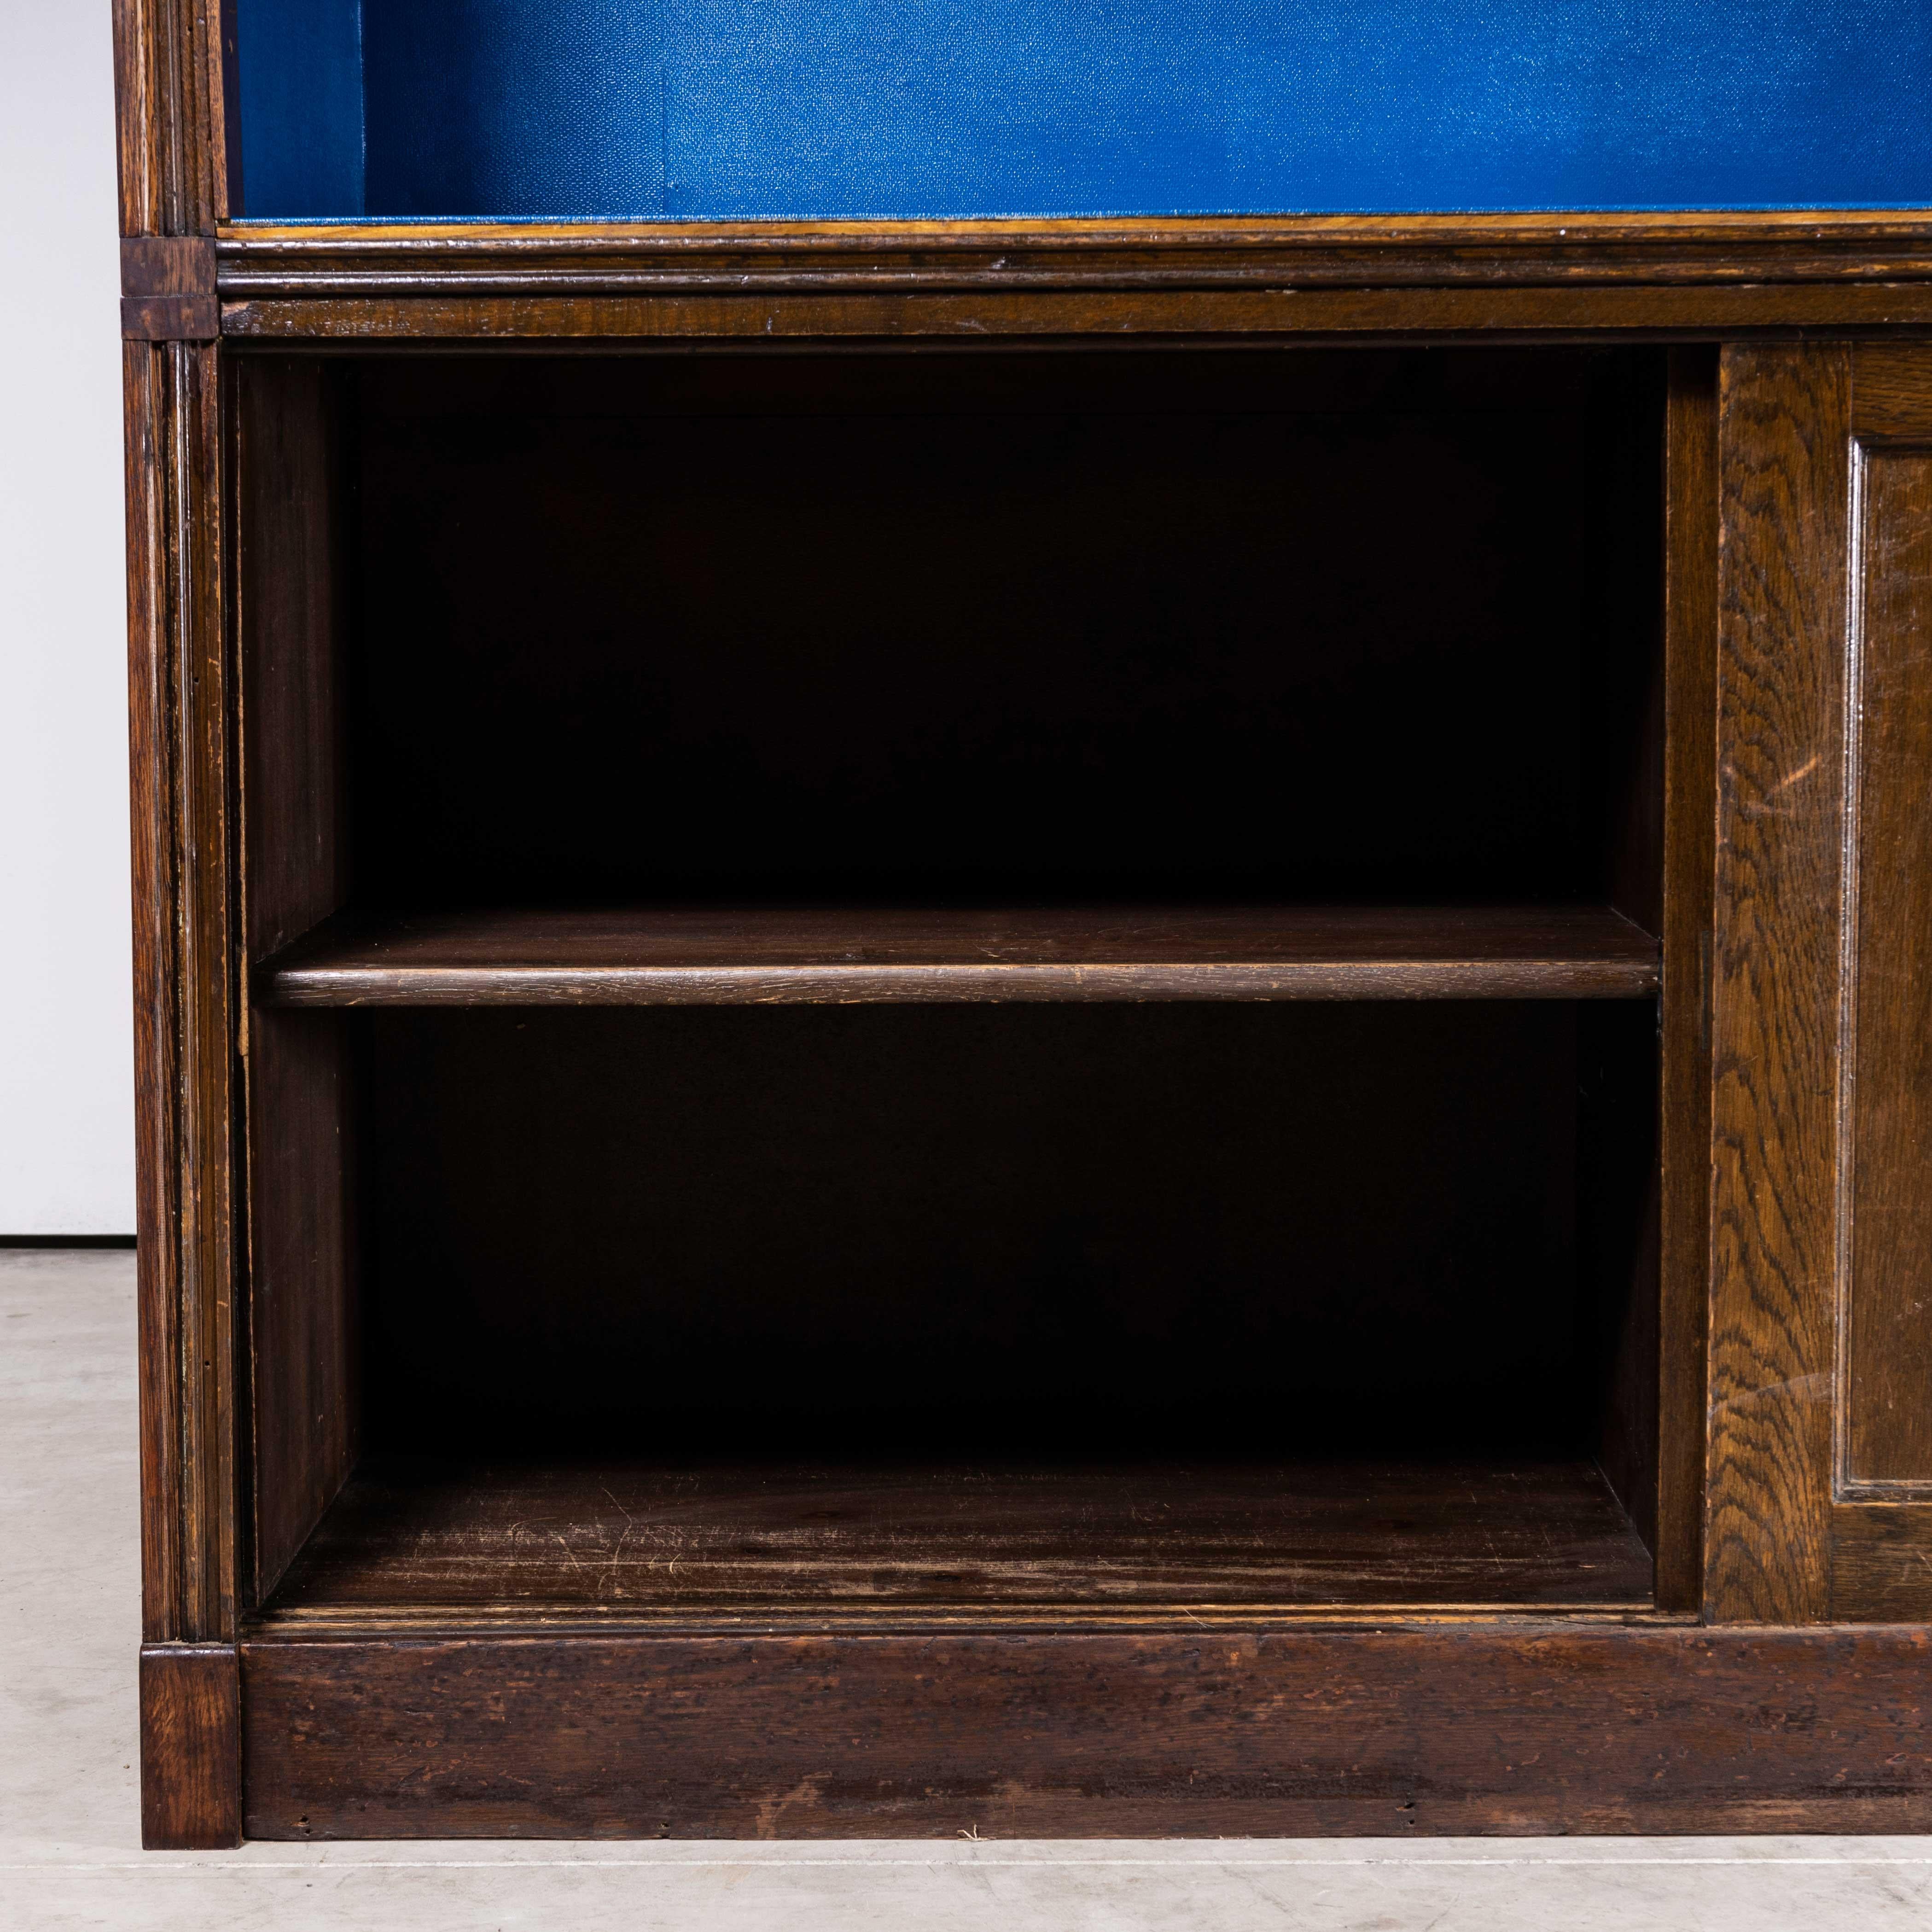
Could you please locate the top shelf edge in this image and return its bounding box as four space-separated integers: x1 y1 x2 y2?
204 213 1932 335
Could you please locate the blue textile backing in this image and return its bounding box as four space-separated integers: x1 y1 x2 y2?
235 0 364 218
237 1 1932 221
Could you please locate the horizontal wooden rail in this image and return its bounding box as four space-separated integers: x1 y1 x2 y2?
258 902 1660 1007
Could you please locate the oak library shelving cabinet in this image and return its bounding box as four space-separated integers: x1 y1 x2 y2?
122 0 1932 1848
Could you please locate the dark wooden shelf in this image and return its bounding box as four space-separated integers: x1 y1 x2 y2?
258 903 1659 1007
257 1457 1654 1620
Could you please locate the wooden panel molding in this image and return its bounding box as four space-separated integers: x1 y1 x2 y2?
1705 338 1932 1621
214 211 1932 303
1840 439 1932 1493
126 336 242 1651
218 282 1932 345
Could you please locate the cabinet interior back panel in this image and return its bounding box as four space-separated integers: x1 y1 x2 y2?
234 0 1932 220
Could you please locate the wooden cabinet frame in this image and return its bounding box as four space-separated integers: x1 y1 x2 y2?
116 0 1932 1847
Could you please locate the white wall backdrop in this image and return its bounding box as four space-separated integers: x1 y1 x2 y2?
0 2 135 1231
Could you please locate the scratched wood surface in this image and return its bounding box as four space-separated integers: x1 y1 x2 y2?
239 1624 1932 1839
258 1457 1653 1617
1704 344 1851 1624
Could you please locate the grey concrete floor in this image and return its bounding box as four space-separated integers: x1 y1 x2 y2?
6 1246 1932 1930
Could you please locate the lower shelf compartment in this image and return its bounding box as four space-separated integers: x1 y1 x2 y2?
259 1457 1653 1618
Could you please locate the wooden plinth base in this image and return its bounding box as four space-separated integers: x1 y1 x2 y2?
234 1622 1932 1840
140 1646 241 1849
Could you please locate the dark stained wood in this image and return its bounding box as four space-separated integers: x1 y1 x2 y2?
140 1645 241 1849
1656 349 1721 1611
236 359 359 1603
112 0 227 238
113 0 1932 1839
1843 442 1932 1490
1850 341 1932 438
1577 1002 1661 1582
218 284 1932 344
125 338 240 1647
260 904 1660 1008
1704 345 1852 1624
235 361 349 962
258 1458 1653 1618
124 342 180 1646
1591 356 1669 940
1580 357 1666 1570
214 211 1932 304
122 235 216 296
1832 1507 1932 1622
122 294 221 340
239 1623 1932 1839
241 1007 356 1607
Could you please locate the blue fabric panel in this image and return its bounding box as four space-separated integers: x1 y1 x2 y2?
235 0 364 218
364 0 663 216
240 0 1932 221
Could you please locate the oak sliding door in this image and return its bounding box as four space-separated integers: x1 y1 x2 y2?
1711 341 1932 1623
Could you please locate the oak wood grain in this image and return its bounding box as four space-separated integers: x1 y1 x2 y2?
1830 1506 1932 1621
125 338 239 1647
140 1645 240 1849
257 1458 1653 1619
1851 341 1932 440
258 904 1660 1007
112 0 226 237
123 341 180 1645
1704 344 1852 1624
239 1623 1932 1839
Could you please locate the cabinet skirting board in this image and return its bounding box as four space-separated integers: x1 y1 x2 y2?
229 1625 1932 1839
